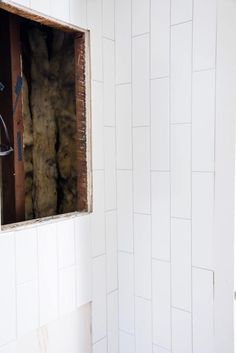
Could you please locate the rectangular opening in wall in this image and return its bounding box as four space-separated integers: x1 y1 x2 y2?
0 4 91 226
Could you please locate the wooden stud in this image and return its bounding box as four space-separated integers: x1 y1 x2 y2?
75 33 88 211
0 12 25 224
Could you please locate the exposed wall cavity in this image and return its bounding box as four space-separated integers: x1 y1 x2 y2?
21 22 77 220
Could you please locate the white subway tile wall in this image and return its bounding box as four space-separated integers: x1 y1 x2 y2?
0 0 229 352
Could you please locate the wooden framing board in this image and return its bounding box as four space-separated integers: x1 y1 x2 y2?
0 1 92 226
0 11 25 224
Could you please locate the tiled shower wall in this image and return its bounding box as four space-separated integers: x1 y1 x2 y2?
0 0 235 353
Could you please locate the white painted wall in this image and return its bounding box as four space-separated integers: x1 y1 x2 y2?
0 0 235 353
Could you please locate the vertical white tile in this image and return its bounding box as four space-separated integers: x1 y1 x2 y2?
192 268 214 353
92 255 107 343
117 171 133 252
57 219 75 269
118 252 134 334
15 228 37 284
87 0 103 81
91 171 105 257
0 234 16 346
30 0 51 15
193 0 216 71
152 260 171 350
132 35 150 126
171 0 193 24
132 0 150 36
104 128 116 211
51 0 69 21
119 332 135 353
171 125 191 219
171 22 192 123
134 214 151 299
75 216 92 306
93 338 107 353
0 342 16 353
135 297 152 353
103 0 115 39
192 70 215 172
59 266 76 316
103 39 115 126
151 172 170 261
115 0 132 83
70 0 87 28
17 281 38 337
91 81 104 170
107 291 119 353
106 212 118 293
133 127 151 214
38 224 58 326
153 345 170 353
151 0 170 78
116 84 132 170
192 173 214 269
172 309 192 353
171 219 191 311
151 78 170 170
214 2 236 351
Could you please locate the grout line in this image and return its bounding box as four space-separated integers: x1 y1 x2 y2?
130 1 136 350
92 252 106 260
169 1 173 350
148 1 153 348
93 335 107 345
170 122 192 125
135 294 151 302
132 125 150 128
115 82 132 86
171 19 192 27
58 263 76 272
152 257 171 264
132 31 150 38
103 35 115 42
153 343 171 352
150 75 169 81
92 79 104 84
190 1 194 351
13 233 18 339
56 224 60 317
171 306 192 314
192 170 215 174
192 265 214 273
113 6 120 350
73 219 78 308
36 227 40 328
212 0 218 338
16 278 39 287
118 249 134 255
151 170 170 173
101 0 109 347
105 208 117 214
107 288 119 296
193 67 215 74
171 216 191 221
133 211 151 216
119 328 135 336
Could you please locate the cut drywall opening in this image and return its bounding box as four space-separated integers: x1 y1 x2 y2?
0 5 91 226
